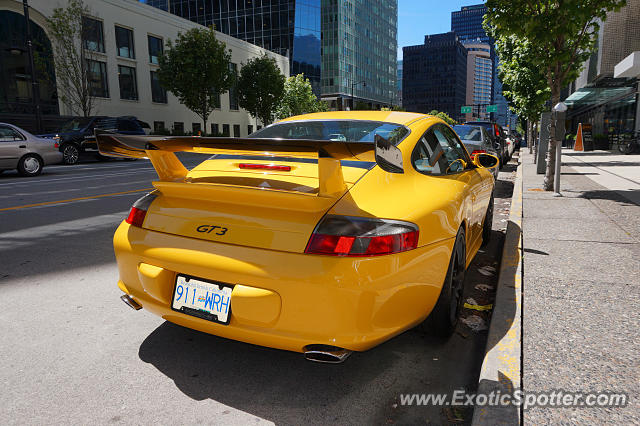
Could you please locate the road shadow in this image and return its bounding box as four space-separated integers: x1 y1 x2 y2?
579 189 640 207
138 319 488 424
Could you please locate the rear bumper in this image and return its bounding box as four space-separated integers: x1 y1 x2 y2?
115 222 454 353
41 151 63 165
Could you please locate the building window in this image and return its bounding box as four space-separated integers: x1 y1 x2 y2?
211 123 219 135
192 123 201 134
228 63 239 110
222 124 230 136
173 122 184 134
150 71 167 103
115 26 135 59
118 65 138 100
82 17 104 52
233 124 240 137
148 35 163 64
87 60 108 98
153 121 165 132
247 124 253 135
257 125 262 131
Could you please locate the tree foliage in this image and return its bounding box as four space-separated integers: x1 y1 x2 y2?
485 0 626 190
237 55 285 126
158 27 234 133
275 74 327 119
47 0 96 117
429 110 458 126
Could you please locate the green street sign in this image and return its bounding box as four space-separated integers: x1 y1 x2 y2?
486 105 498 113
461 106 472 114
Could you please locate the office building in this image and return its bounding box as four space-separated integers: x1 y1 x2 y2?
451 4 490 44
141 0 321 95
451 3 514 127
464 42 492 121
563 0 640 148
0 0 288 134
396 59 402 107
321 0 397 110
402 32 467 121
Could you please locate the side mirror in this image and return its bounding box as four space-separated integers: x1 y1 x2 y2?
446 158 467 174
375 134 403 173
473 153 499 170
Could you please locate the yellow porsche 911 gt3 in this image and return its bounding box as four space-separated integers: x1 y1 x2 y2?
97 111 498 363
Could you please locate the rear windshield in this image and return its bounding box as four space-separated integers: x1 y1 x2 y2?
249 120 410 145
453 125 482 141
465 122 493 132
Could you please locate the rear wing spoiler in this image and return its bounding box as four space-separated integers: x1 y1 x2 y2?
95 130 404 198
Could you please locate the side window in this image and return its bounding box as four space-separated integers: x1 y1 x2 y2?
440 125 471 162
118 119 139 132
412 125 467 175
0 126 24 141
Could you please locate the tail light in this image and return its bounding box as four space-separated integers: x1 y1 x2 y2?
305 215 419 257
494 125 500 137
125 193 157 228
54 142 59 148
470 149 486 159
239 163 292 171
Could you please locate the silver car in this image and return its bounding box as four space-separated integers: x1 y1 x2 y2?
0 123 63 176
452 124 500 180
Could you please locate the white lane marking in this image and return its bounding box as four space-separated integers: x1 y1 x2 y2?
0 169 158 187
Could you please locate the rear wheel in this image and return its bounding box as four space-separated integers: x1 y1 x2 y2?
18 154 43 177
424 227 466 336
481 194 494 247
62 143 80 165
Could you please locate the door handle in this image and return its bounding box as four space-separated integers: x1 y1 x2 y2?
19 145 26 148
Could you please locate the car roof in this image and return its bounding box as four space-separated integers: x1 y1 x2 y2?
280 111 433 126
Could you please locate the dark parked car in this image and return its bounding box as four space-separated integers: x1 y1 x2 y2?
452 124 500 180
39 116 147 164
465 121 509 166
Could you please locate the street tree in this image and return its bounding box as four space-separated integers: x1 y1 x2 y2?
158 27 234 134
485 0 626 190
237 55 285 126
275 74 327 120
493 34 550 152
429 110 458 126
47 0 97 117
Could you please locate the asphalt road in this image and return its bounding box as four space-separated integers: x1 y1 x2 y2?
0 154 517 425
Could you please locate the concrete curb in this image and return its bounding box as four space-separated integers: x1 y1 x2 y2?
472 159 523 425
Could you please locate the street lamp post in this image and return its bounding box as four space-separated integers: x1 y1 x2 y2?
552 101 568 196
23 0 43 133
350 80 366 110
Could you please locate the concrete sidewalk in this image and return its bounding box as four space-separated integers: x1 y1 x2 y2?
522 149 640 423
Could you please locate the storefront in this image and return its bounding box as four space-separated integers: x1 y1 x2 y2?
564 79 638 150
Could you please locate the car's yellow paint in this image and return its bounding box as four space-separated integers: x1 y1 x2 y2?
113 111 497 353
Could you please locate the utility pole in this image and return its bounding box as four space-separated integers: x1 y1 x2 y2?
23 0 43 133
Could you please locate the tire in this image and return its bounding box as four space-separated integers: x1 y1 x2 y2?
481 194 494 247
424 227 466 337
18 154 43 177
62 143 80 165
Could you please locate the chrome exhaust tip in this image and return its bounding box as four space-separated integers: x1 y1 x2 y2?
303 345 352 364
120 294 142 310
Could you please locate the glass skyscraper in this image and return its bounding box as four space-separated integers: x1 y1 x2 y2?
141 0 321 95
320 0 397 109
451 3 514 127
402 33 468 121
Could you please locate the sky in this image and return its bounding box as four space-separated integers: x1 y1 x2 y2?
397 0 485 59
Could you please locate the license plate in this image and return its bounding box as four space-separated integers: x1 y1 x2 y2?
171 275 232 324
